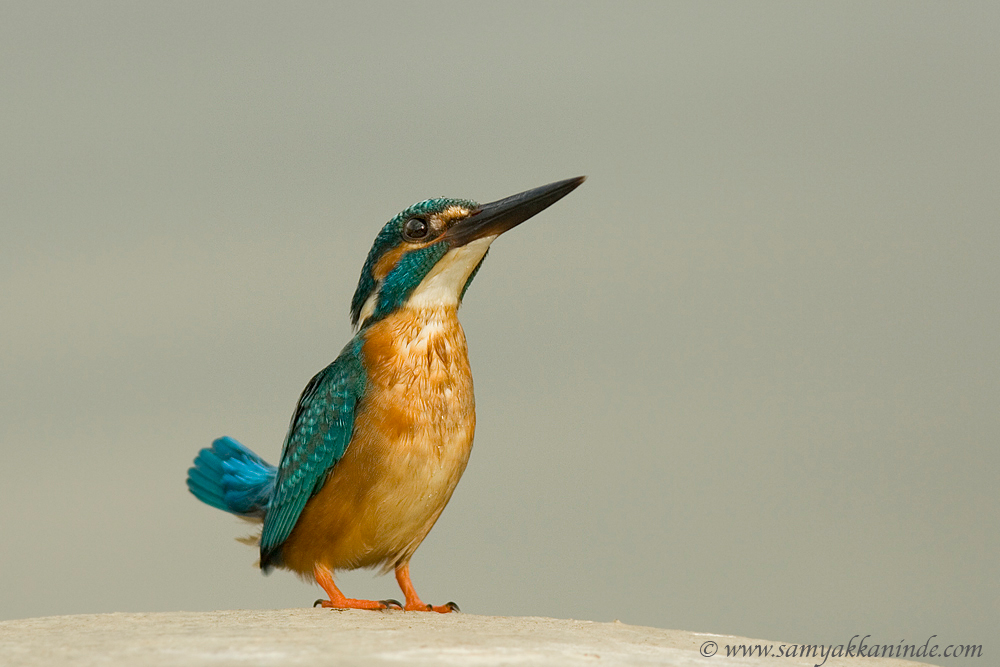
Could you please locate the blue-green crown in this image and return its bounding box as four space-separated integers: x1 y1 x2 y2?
350 197 479 328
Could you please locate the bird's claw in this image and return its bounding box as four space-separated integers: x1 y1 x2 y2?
379 599 403 611
313 599 325 608
445 601 460 612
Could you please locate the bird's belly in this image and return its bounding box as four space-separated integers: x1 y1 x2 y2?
360 421 474 559
280 409 474 574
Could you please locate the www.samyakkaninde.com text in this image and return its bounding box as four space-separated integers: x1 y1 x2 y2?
697 634 982 666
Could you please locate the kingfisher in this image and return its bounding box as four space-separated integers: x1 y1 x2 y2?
187 176 585 612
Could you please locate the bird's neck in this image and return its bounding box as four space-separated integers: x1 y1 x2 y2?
361 305 469 379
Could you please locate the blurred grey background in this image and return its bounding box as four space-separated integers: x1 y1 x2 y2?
1 2 996 663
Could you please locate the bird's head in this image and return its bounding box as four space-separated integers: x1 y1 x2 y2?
350 176 585 329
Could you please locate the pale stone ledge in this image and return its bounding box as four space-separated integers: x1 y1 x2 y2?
0 609 938 667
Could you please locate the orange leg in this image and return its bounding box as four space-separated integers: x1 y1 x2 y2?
313 564 401 611
394 562 459 613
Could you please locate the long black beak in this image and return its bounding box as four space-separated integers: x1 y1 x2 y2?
444 176 586 247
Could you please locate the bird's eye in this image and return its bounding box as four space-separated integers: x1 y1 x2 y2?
403 217 429 241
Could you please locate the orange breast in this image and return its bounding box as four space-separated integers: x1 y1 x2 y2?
278 306 476 575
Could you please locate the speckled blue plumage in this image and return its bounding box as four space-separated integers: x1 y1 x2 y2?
350 198 477 328
259 336 366 570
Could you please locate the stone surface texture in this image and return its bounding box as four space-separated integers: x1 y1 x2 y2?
0 609 938 667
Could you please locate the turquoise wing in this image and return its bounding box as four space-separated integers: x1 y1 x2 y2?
260 339 365 570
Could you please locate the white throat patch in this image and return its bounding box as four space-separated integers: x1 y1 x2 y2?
407 236 495 310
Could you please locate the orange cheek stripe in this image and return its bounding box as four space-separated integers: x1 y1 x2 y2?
373 245 408 282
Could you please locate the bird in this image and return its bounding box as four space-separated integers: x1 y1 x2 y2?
186 176 585 612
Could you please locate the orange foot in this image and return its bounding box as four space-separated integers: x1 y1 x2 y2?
313 565 402 611
394 562 460 613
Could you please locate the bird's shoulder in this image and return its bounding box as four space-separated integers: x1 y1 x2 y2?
277 337 366 478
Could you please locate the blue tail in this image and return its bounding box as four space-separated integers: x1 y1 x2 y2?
187 437 277 518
